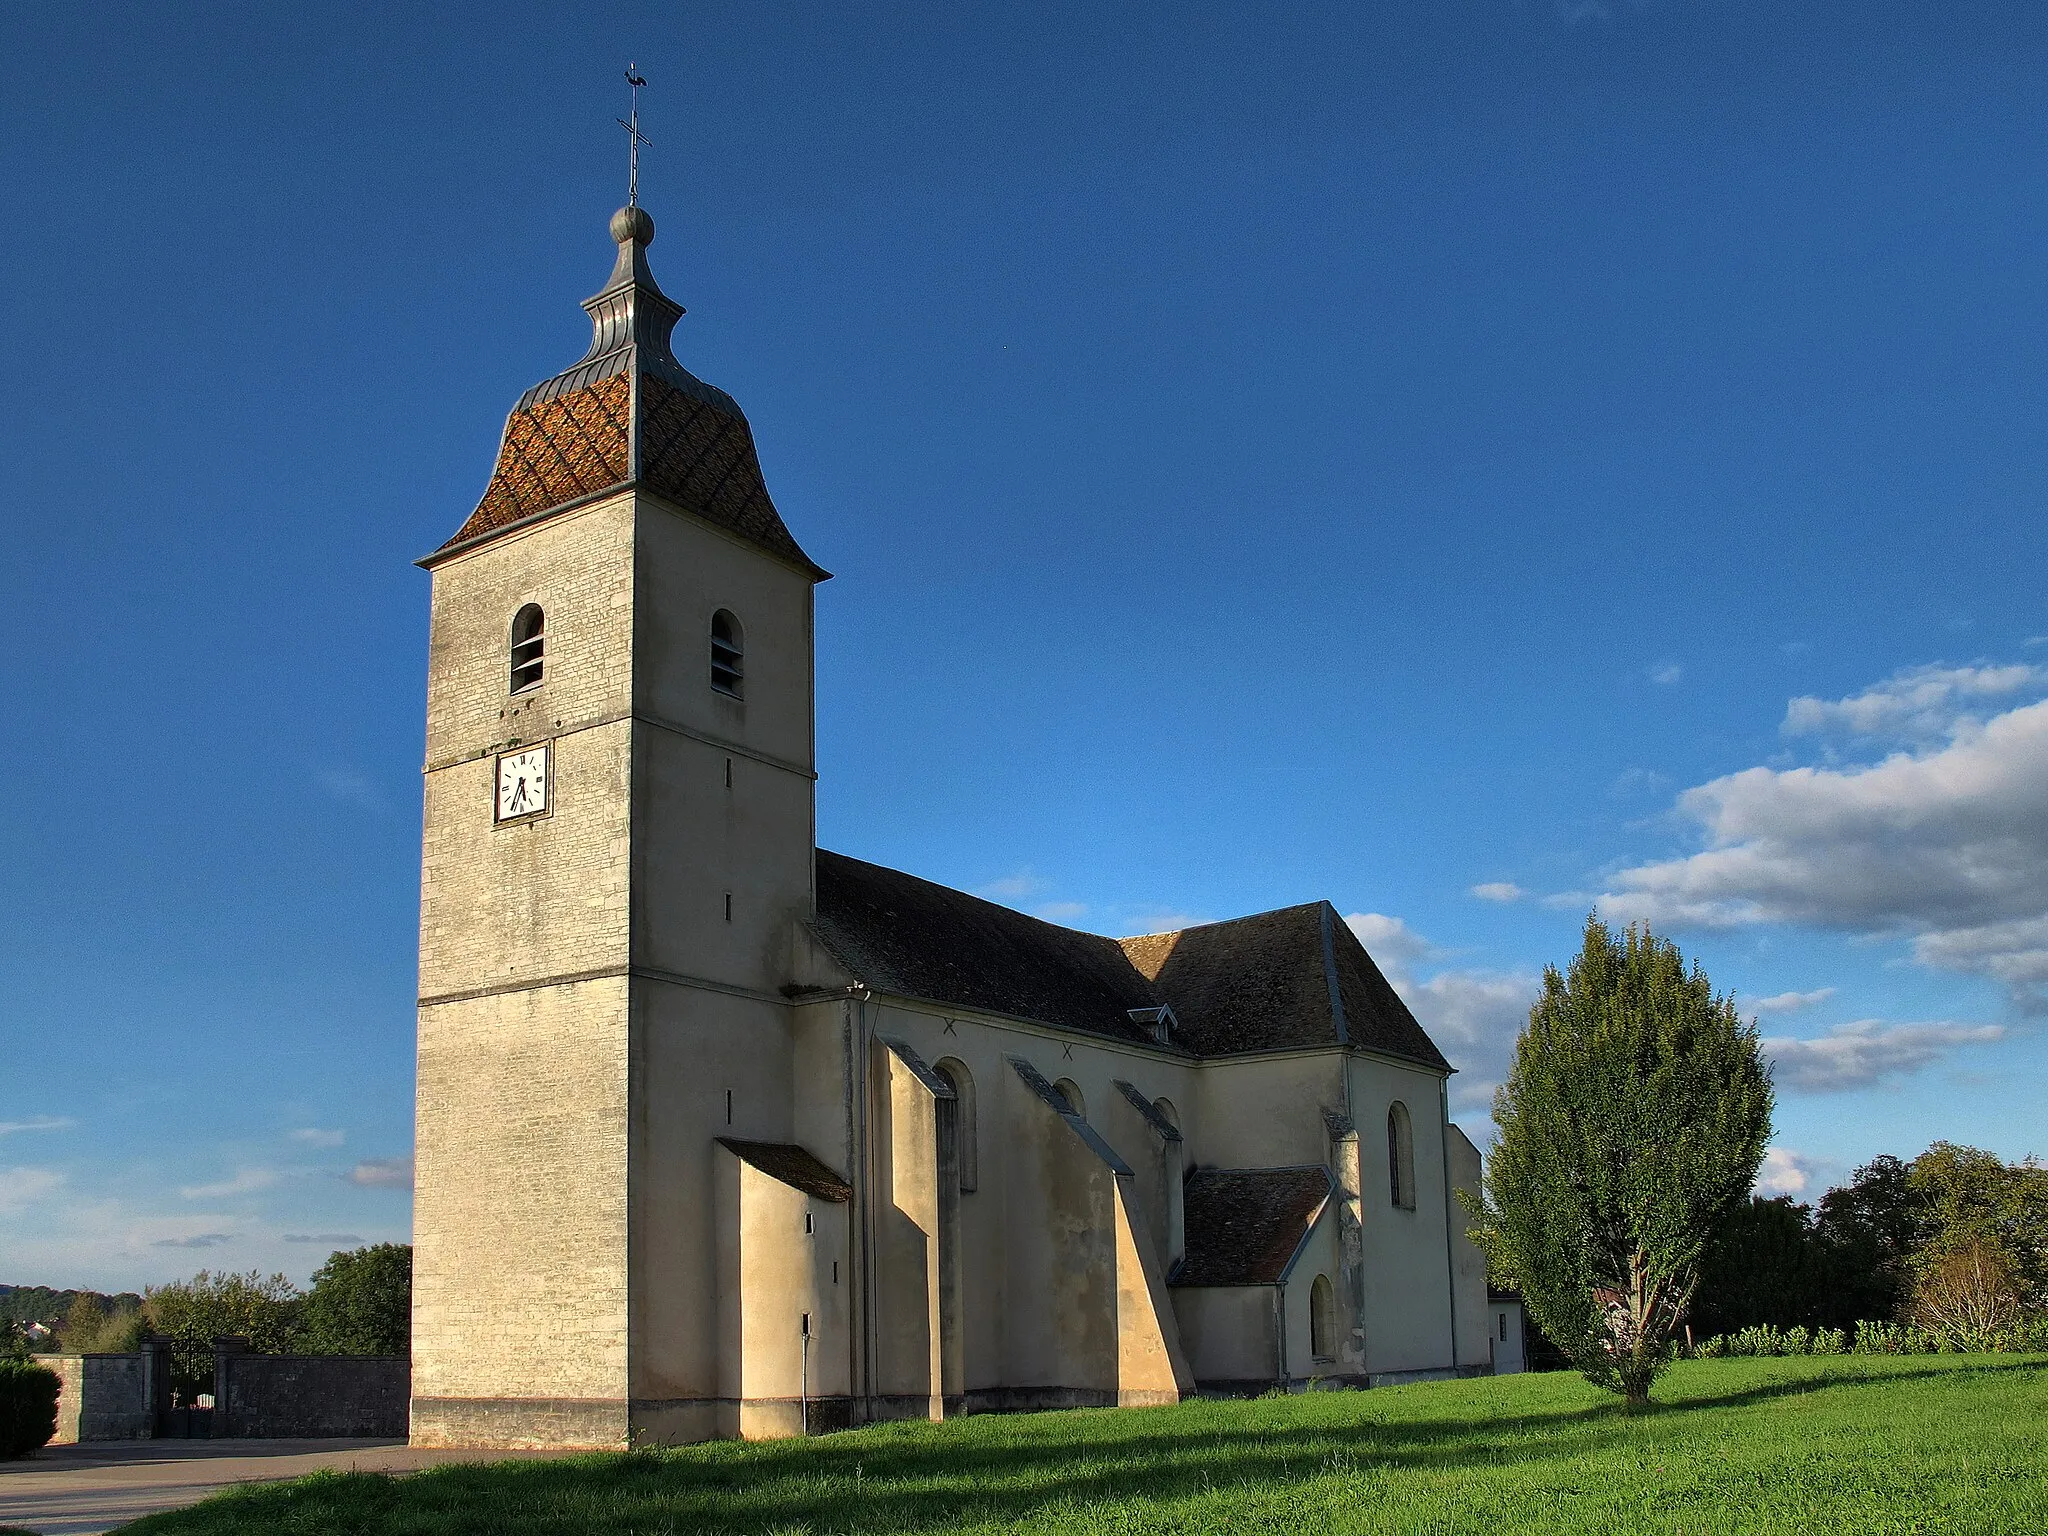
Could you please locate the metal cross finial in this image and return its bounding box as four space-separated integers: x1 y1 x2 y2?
620 63 651 207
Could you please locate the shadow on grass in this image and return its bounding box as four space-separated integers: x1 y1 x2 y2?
130 1356 2048 1536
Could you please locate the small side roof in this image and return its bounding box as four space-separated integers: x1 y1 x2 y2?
1172 1166 1334 1287
714 1138 852 1202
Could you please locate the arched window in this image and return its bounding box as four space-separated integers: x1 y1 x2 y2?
710 609 744 697
1054 1078 1085 1120
1152 1097 1178 1133
1387 1101 1415 1211
509 604 545 693
934 1058 977 1193
1309 1274 1336 1361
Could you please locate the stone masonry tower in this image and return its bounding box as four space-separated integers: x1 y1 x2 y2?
411 206 828 1448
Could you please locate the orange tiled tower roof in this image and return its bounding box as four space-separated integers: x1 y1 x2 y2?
430 206 826 578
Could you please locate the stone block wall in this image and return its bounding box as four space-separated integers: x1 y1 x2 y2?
214 1353 409 1438
33 1354 151 1443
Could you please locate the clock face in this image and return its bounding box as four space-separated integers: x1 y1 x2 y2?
495 745 550 822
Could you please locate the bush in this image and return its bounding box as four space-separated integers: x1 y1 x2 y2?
0 1359 60 1459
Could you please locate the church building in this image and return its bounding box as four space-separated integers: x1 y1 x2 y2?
409 202 1492 1449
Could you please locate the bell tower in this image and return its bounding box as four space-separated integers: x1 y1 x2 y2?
410 205 827 1448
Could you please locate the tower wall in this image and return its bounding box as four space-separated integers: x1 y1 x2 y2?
413 482 820 1447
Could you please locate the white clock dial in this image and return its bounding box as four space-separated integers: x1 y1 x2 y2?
495 745 551 821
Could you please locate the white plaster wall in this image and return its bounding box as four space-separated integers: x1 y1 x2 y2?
1171 1288 1274 1386
1187 1052 1344 1171
1346 1054 1458 1375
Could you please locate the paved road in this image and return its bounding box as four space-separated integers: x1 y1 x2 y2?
0 1439 573 1535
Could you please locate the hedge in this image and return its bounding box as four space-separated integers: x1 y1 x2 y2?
1687 1317 2048 1359
0 1359 59 1459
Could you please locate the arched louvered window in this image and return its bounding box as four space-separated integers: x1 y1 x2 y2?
935 1058 978 1193
710 609 744 697
1388 1101 1416 1211
509 604 545 693
1310 1274 1336 1361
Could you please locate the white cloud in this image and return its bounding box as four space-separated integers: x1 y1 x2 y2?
1470 882 1524 903
1756 1147 1815 1197
1749 988 1836 1015
1345 913 1440 970
1762 1019 2006 1094
151 1232 232 1249
0 1116 74 1137
1601 682 2048 1007
346 1157 414 1190
1034 901 1089 924
978 869 1050 901
288 1128 346 1148
0 1167 66 1213
284 1232 364 1245
1782 662 2041 742
1346 914 1540 1113
177 1167 279 1200
1650 663 1684 687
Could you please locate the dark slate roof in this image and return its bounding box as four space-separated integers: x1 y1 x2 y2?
1120 905 1450 1068
811 851 1451 1070
1173 1167 1333 1287
813 851 1162 1046
431 207 825 579
715 1139 852 1202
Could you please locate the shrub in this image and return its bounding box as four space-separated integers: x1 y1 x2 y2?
0 1360 60 1459
1812 1327 1848 1355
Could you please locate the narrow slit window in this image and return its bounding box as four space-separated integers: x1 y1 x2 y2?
1388 1101 1415 1211
710 609 744 697
509 604 545 693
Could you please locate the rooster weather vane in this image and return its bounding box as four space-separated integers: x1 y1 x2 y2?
620 64 650 207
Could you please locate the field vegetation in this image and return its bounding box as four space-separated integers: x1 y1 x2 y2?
129 1354 2047 1535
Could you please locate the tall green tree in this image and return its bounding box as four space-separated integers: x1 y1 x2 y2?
302 1244 412 1356
144 1271 304 1395
1476 916 1773 1405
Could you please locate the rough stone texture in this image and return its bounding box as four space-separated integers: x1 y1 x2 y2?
34 1355 150 1443
214 1355 408 1439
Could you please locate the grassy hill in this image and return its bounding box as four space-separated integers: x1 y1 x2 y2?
130 1354 2046 1534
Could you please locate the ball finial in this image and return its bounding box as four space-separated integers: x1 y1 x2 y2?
610 205 655 247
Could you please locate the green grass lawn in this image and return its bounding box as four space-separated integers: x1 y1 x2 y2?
131 1354 2048 1535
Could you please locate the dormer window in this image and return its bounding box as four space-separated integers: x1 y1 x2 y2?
1127 1005 1178 1045
509 604 545 693
710 610 743 698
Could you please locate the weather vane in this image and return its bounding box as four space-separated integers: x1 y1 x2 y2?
620 63 651 208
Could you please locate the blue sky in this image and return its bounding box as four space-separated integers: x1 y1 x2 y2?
4 0 2045 1290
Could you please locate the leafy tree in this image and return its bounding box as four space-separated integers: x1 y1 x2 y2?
1814 1154 1919 1322
1692 1196 1842 1335
1910 1236 2023 1349
303 1245 412 1356
57 1293 106 1353
1904 1143 2048 1314
144 1271 304 1395
1475 917 1773 1406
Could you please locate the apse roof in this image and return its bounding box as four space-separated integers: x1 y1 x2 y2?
427 206 825 578
810 850 1450 1070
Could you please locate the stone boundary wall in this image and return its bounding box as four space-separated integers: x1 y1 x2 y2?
213 1349 410 1438
32 1354 152 1443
